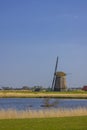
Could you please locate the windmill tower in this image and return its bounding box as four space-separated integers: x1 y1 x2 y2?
51 57 67 91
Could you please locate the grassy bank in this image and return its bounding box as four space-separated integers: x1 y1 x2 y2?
0 116 87 130
0 107 87 119
0 90 87 98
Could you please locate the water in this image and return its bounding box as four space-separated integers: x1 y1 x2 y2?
0 98 87 110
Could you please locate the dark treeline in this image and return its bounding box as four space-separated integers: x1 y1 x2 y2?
0 86 51 92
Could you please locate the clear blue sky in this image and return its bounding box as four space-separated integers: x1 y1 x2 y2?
0 0 87 88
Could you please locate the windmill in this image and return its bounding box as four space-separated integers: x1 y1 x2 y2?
51 56 58 90
51 57 67 91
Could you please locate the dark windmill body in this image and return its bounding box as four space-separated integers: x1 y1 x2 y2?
51 57 67 91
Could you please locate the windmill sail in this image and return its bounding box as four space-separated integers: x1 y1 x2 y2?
51 56 58 90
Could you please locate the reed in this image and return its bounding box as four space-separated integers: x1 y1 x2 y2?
0 107 87 119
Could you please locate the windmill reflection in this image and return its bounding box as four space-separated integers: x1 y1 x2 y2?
41 98 58 108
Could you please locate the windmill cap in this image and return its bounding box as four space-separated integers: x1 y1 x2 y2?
55 71 66 77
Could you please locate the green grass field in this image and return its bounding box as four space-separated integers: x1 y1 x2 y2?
0 90 87 98
0 116 87 130
0 90 87 94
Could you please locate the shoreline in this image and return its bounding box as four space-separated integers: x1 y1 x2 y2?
0 92 87 99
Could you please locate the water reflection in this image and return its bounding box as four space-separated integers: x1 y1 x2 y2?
41 98 58 108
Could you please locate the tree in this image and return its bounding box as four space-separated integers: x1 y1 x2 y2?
22 86 30 90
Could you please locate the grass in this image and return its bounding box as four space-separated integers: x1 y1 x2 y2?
0 107 87 119
0 90 87 98
1 90 87 93
0 116 87 130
